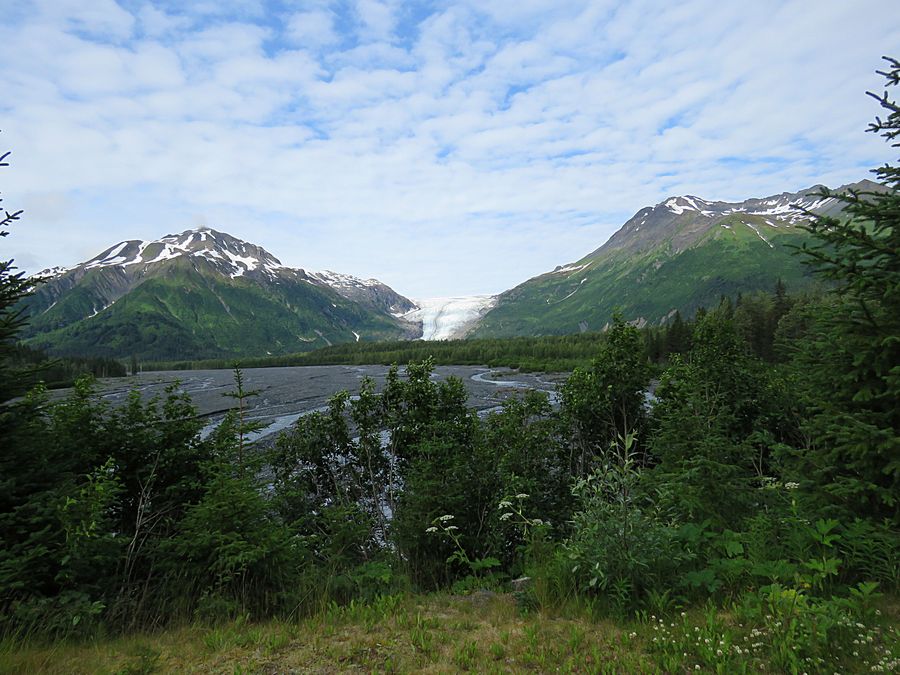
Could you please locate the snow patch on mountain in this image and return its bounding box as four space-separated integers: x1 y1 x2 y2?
310 270 380 289
37 266 70 278
400 295 497 340
67 227 290 279
223 250 261 277
664 198 690 214
551 261 592 275
745 221 774 248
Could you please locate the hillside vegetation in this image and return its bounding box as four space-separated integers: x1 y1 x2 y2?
469 179 884 338
0 58 898 673
21 229 417 361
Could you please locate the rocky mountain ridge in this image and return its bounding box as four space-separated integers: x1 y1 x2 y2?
24 227 420 360
471 179 881 338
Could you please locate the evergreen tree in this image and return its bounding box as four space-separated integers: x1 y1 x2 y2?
664 310 691 356
0 140 29 439
788 56 900 522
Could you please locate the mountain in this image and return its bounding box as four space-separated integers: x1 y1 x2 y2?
307 269 416 317
23 227 420 360
471 180 883 337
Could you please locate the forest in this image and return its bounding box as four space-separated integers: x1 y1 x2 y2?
0 61 898 672
142 282 799 375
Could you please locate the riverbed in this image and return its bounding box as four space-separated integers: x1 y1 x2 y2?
78 365 567 441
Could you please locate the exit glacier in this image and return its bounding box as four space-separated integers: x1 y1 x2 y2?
399 296 497 340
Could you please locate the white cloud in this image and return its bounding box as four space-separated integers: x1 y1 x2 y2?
137 4 191 38
285 9 337 47
34 0 135 41
1 0 897 297
355 0 394 41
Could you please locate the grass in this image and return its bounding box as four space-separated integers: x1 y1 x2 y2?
1 592 897 673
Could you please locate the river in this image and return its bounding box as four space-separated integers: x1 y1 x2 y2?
79 365 567 442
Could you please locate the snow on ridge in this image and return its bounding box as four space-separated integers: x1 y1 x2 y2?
37 266 70 278
664 198 690 215
84 241 134 270
662 196 708 215
682 196 707 211
313 270 380 288
551 261 592 275
222 250 261 278
37 227 294 282
145 243 183 264
65 227 287 276
122 241 150 266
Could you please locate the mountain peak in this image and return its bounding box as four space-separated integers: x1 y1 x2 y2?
24 227 419 359
78 227 284 279
577 178 875 264
659 195 715 216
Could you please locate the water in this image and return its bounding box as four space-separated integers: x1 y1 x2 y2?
80 364 568 442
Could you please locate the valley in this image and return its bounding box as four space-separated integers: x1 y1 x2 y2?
21 180 880 359
80 364 564 442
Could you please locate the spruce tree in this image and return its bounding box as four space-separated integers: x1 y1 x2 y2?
789 56 900 522
0 140 29 432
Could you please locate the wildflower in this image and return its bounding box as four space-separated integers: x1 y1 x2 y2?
499 512 513 521
425 526 438 533
438 514 454 522
785 482 800 490
498 500 512 509
515 493 529 500
445 525 459 531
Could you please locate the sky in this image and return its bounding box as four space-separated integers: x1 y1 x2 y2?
1 1 898 298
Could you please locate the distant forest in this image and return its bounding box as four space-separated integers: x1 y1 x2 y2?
145 280 798 374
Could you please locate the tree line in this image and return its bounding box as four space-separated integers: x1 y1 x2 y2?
142 282 801 375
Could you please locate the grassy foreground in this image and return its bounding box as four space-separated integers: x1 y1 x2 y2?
2 592 898 674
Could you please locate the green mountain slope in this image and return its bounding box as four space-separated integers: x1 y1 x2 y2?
23 228 418 360
472 181 880 337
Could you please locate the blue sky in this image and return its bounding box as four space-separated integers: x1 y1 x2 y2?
1 0 898 297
